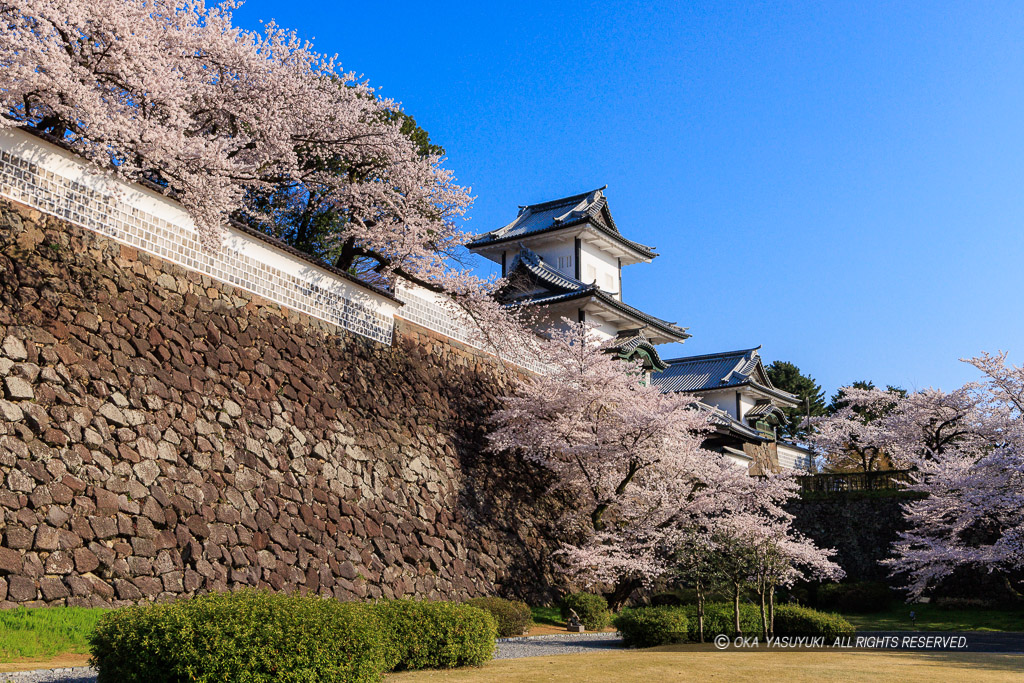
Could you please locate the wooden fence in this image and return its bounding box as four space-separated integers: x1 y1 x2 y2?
794 469 913 494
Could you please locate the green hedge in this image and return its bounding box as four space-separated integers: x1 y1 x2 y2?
464 597 533 637
613 607 689 648
374 600 495 672
680 602 762 639
560 593 611 631
89 592 496 683
772 604 854 638
89 591 387 683
679 602 852 640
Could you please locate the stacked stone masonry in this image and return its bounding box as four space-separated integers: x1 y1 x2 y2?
0 199 564 608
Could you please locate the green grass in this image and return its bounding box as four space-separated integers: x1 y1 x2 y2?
842 603 1024 632
0 607 109 662
529 605 563 628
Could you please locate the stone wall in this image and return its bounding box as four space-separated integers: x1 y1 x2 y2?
788 492 913 582
0 199 565 608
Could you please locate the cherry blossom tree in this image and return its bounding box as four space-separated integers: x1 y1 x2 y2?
486 322 723 609
745 516 843 637
0 0 539 355
806 386 907 471
883 354 1024 597
0 3 460 283
701 473 842 637
670 529 720 642
808 354 1024 598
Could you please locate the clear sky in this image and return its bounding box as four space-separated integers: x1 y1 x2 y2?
235 0 1024 398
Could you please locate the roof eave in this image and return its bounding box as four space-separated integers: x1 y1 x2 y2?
589 291 690 342
468 219 657 261
744 381 800 406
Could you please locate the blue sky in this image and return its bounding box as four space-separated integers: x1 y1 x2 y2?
235 1 1024 398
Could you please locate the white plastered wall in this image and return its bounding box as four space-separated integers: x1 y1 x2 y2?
578 241 621 299
0 128 398 345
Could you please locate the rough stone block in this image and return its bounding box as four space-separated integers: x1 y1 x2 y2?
7 576 36 602
1 336 27 362
2 375 33 401
0 400 23 422
0 547 23 574
33 525 60 551
73 547 100 574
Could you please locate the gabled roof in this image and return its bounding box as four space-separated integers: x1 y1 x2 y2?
504 247 583 293
501 248 690 343
744 402 788 422
700 404 769 442
610 333 669 372
653 347 798 404
468 187 657 260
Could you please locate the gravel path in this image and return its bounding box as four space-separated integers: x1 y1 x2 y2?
495 632 624 659
2 667 96 683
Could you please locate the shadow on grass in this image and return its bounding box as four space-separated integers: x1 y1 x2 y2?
529 606 563 628
843 604 1024 632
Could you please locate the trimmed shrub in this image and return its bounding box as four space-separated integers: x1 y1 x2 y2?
613 607 689 648
816 582 895 613
560 593 611 631
375 600 496 671
679 602 852 640
681 602 761 640
89 590 388 683
773 604 854 638
464 597 533 637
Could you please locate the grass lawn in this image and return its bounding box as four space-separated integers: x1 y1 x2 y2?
388 649 1024 682
529 605 563 628
524 605 617 637
0 607 108 667
842 604 1024 632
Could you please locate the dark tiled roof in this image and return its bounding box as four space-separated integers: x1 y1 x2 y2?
506 248 584 293
701 404 768 442
653 347 797 403
468 187 656 259
501 247 688 342
512 287 690 341
654 347 763 393
744 403 787 421
610 334 669 371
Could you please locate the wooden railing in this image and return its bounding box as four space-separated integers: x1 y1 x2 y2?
795 469 913 494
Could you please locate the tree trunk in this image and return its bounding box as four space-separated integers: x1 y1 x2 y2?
733 582 742 636
696 580 705 643
605 578 640 612
758 588 768 640
768 585 776 638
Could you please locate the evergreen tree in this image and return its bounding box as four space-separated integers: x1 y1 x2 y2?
764 361 826 439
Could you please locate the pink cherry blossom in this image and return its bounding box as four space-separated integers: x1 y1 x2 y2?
807 354 1024 598
489 322 842 610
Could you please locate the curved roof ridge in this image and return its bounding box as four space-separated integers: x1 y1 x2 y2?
517 186 607 212
468 187 656 259
662 346 762 365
